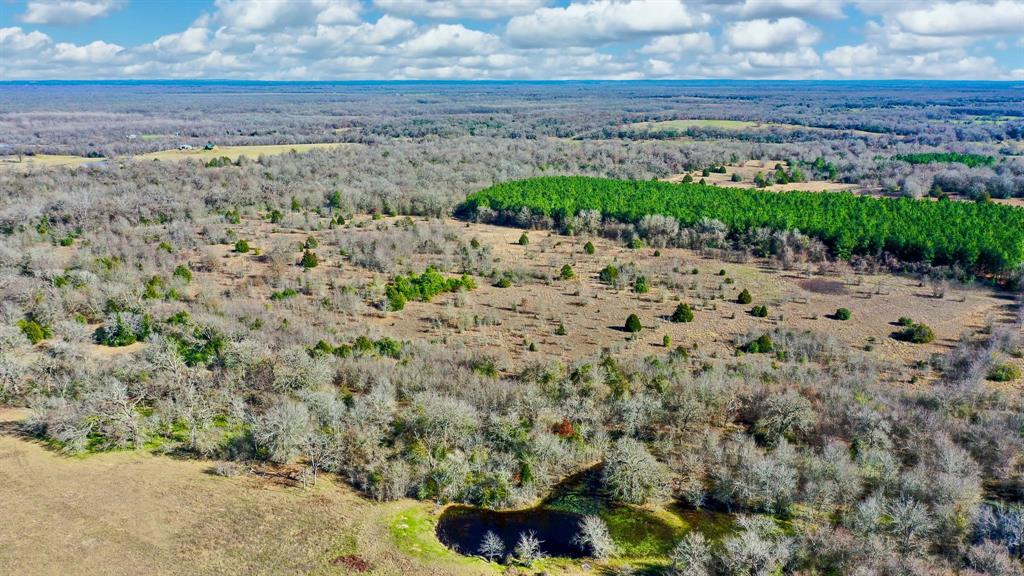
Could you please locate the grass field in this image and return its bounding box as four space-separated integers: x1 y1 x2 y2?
133 143 352 162
0 154 106 171
0 407 493 576
0 143 351 172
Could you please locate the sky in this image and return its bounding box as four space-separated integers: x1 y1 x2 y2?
0 0 1022 80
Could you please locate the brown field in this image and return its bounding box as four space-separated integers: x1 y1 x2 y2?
0 406 498 576
0 154 107 171
41 213 1013 377
0 143 352 172
663 160 858 193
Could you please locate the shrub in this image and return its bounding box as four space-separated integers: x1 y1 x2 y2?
300 250 319 269
628 237 645 249
750 305 768 318
584 241 595 254
737 289 753 304
387 268 475 304
494 276 512 288
269 209 283 224
18 319 52 344
599 264 619 284
173 264 192 283
731 172 743 182
633 276 650 294
304 236 319 249
624 314 642 333
894 322 935 344
835 308 852 321
518 232 529 246
742 334 775 353
555 322 567 336
270 288 298 301
234 239 250 253
560 264 575 280
987 363 1022 382
94 313 151 347
671 303 694 323
897 316 914 326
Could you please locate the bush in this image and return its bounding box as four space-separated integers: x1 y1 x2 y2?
173 264 192 283
731 172 743 182
897 316 914 326
560 264 575 280
300 250 319 269
387 268 476 304
94 313 151 347
750 305 768 318
304 236 319 249
599 264 619 284
234 239 250 253
742 334 775 353
671 303 694 323
584 241 595 254
633 276 650 294
737 289 752 304
835 308 852 321
518 232 529 246
987 363 1022 382
18 319 52 344
894 322 935 344
624 314 642 333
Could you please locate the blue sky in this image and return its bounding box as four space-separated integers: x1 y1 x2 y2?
1 0 1022 80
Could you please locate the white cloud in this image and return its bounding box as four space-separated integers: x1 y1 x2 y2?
53 39 123 62
374 0 547 19
824 44 1003 78
864 21 974 52
1 0 1021 80
506 0 710 47
151 27 211 55
213 0 361 31
893 0 1024 37
0 27 52 52
399 24 499 56
723 17 820 51
737 0 845 19
640 33 714 56
20 0 123 26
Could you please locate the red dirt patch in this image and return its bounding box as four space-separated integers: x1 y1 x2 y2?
330 554 372 572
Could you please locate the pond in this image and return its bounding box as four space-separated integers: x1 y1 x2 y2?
434 466 734 561
436 505 588 558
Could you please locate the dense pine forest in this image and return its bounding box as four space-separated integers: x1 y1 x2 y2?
461 176 1024 274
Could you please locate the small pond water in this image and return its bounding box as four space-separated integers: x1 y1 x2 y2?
436 505 588 558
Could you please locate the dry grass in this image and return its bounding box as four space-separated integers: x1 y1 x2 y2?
0 154 106 171
156 215 1017 373
0 144 353 172
663 160 858 193
132 143 353 163
0 408 497 576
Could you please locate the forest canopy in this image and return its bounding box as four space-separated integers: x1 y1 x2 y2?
461 176 1024 273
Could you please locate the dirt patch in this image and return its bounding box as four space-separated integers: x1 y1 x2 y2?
798 278 848 295
330 554 372 572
